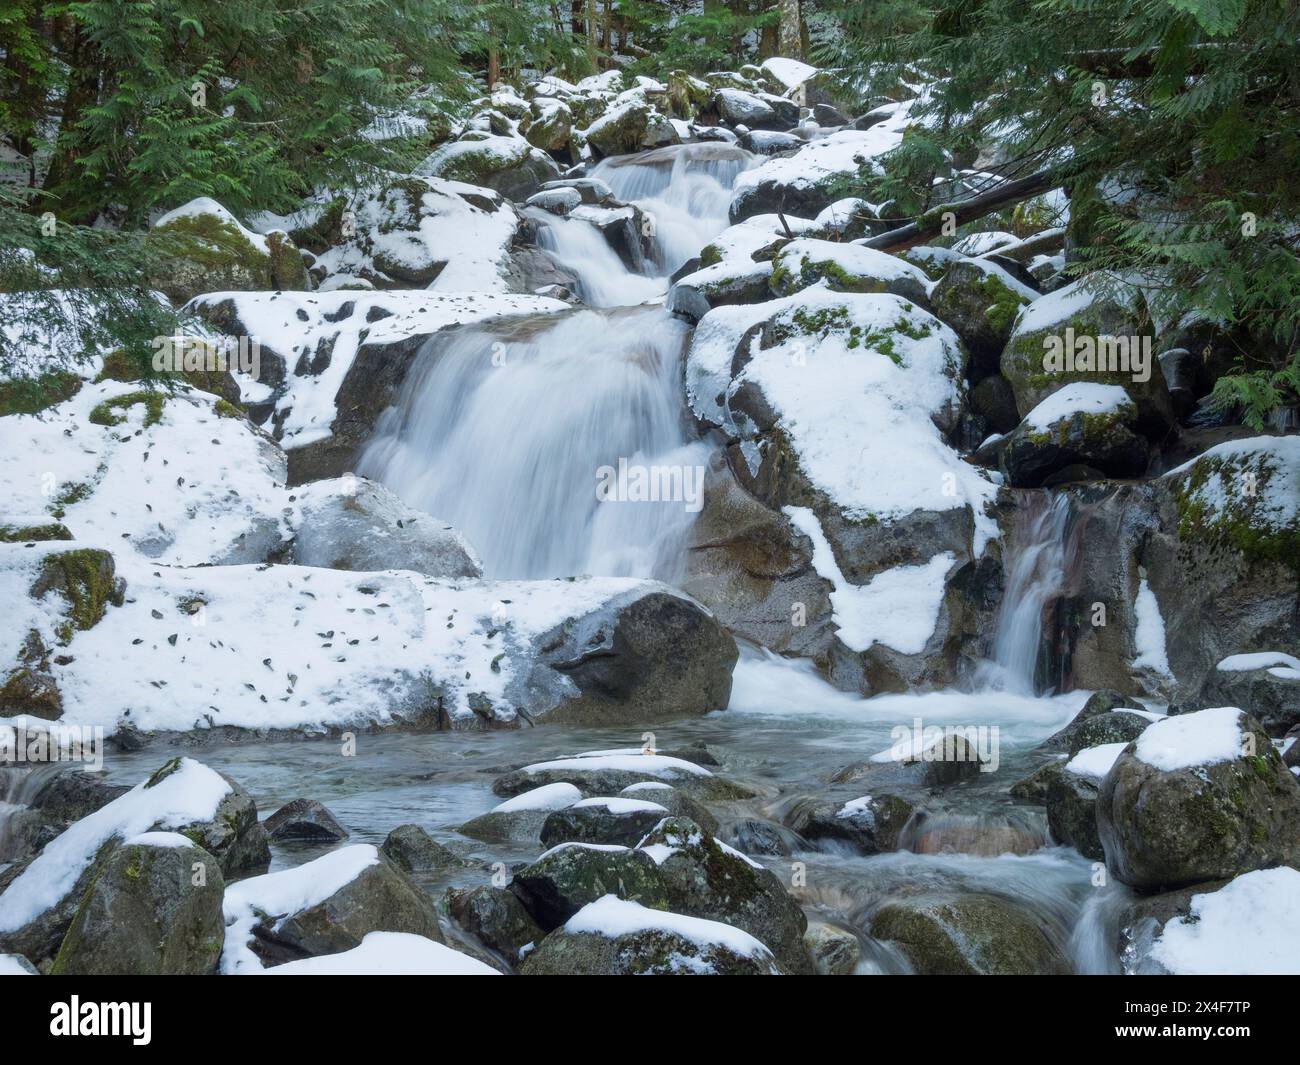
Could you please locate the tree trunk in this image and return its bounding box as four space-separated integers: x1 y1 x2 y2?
860 170 1056 253
585 0 598 68
778 0 802 59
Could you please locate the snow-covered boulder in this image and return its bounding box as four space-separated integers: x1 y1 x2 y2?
1096 706 1300 890
416 134 561 202
1144 436 1300 696
150 197 310 305
0 758 268 966
524 98 573 155
712 88 795 131
50 833 225 975
458 782 582 844
290 475 482 578
511 843 669 931
221 844 441 972
783 793 915 856
769 238 930 305
685 286 996 691
191 288 566 477
582 101 680 159
635 816 809 973
19 567 735 736
538 796 671 849
999 382 1149 487
1195 652 1300 736
1117 867 1300 975
0 379 292 567
490 750 754 803
930 257 1037 374
729 112 912 223
1000 275 1176 433
666 258 774 322
520 895 781 975
264 931 497 975
295 176 521 290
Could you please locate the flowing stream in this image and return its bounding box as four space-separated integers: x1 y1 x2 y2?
1 143 1122 974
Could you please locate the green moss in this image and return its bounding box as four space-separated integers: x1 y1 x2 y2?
0 370 82 417
146 757 184 789
978 273 1030 336
33 548 124 635
0 522 72 543
1174 452 1300 573
213 398 242 418
49 481 93 520
88 390 165 428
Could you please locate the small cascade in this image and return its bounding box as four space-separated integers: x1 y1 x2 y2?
591 143 756 274
0 763 61 865
531 210 664 308
978 491 1078 695
359 306 710 581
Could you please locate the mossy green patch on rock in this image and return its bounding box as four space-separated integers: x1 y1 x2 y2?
1173 447 1300 573
0 371 83 417
88 390 165 428
30 547 126 635
0 522 73 543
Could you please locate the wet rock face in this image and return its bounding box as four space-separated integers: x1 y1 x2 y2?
527 588 739 727
869 893 1069 975
1044 766 1104 861
263 798 349 843
249 852 443 967
510 844 670 931
1096 709 1300 891
51 839 225 976
1194 664 1300 737
447 885 542 964
539 800 670 849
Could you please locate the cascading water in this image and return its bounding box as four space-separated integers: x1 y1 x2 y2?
359 308 709 580
591 144 755 275
362 143 756 582
978 491 1076 695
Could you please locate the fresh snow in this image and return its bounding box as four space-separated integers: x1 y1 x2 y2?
760 57 818 90
571 797 669 815
490 783 582 814
190 289 566 448
1134 706 1245 772
515 754 712 779
0 955 35 975
563 894 775 961
123 831 197 849
1217 651 1300 672
1162 436 1300 537
1131 576 1172 676
1149 868 1300 975
786 505 953 655
0 758 231 934
260 931 498 976
1065 742 1129 780
222 844 382 974
1022 382 1133 432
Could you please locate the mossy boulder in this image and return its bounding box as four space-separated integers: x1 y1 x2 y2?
510 843 669 930
635 817 810 973
539 798 671 849
1041 706 1150 757
769 239 930 306
150 197 309 304
263 798 348 843
582 103 680 160
419 134 561 201
1096 707 1300 891
999 277 1175 432
869 894 1068 974
88 389 165 429
524 100 572 154
617 783 719 835
1195 662 1300 737
50 837 225 975
447 885 543 965
30 547 126 637
1000 385 1149 488
667 259 774 323
665 70 712 119
1044 764 1104 860
931 259 1035 376
142 758 270 876
520 897 782 975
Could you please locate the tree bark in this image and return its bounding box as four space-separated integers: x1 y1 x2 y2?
778 0 802 59
859 170 1056 253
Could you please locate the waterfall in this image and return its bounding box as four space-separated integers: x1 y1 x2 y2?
361 143 756 582
591 143 755 274
978 492 1076 695
359 307 710 580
